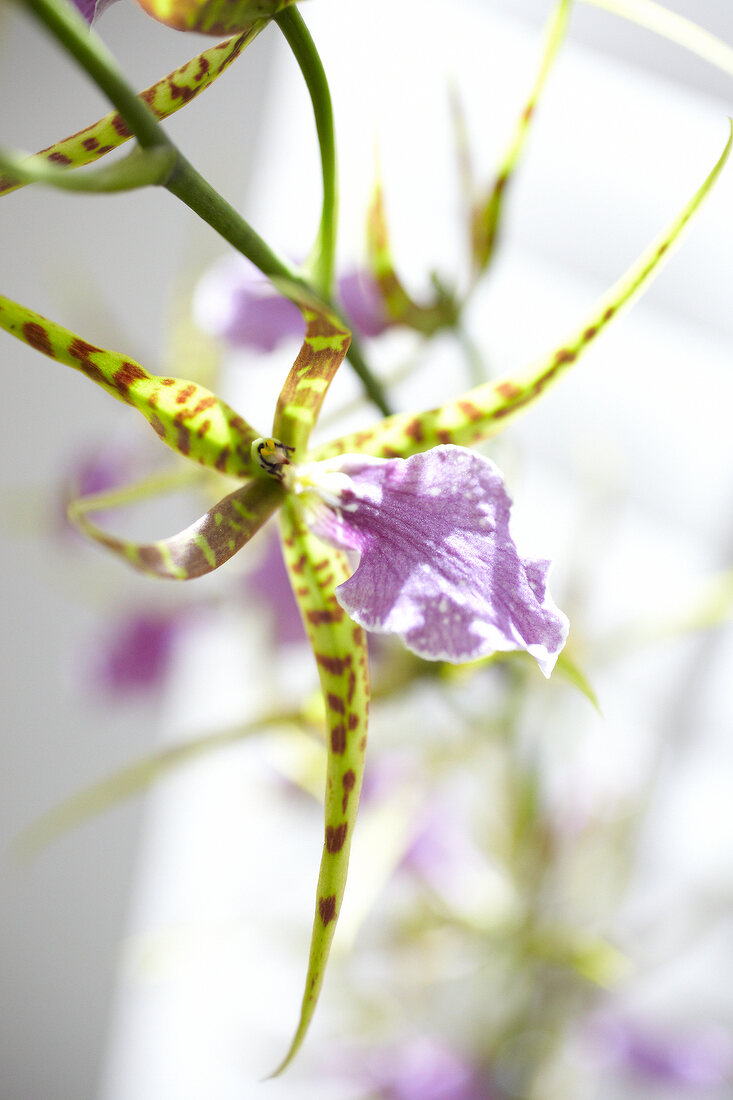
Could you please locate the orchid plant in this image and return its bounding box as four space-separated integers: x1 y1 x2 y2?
2 0 731 1075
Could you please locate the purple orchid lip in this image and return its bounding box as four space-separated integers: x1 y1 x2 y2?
293 445 568 674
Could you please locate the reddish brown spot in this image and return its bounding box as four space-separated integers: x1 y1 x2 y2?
160 377 176 386
436 430 453 445
167 79 196 105
191 396 216 417
583 326 599 342
296 586 309 597
22 322 53 358
341 769 356 812
327 693 345 715
307 608 344 626
48 151 72 166
313 558 330 572
176 383 196 404
149 414 166 439
353 625 365 645
214 447 230 472
290 553 307 575
405 417 424 443
331 724 346 754
325 823 348 853
347 714 359 732
657 241 669 257
197 418 211 438
196 55 210 80
318 896 336 925
347 671 356 705
316 654 351 675
177 425 191 456
82 137 99 151
359 736 367 752
111 114 131 137
96 145 115 156
495 381 522 400
457 400 483 423
553 348 577 366
229 414 249 434
522 103 534 124
113 361 147 397
603 306 615 322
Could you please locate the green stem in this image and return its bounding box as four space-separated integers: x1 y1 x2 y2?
275 7 338 298
21 0 171 150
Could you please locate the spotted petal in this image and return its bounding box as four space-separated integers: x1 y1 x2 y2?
70 476 283 578
316 122 732 463
0 295 261 478
0 35 256 198
302 446 568 675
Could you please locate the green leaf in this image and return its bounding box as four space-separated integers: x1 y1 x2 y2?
0 32 256 198
581 0 733 78
69 475 283 578
472 0 571 271
555 651 602 713
272 295 351 457
0 295 262 477
273 499 370 1074
314 122 732 462
137 0 295 35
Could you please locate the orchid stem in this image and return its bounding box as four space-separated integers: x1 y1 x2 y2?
275 7 338 300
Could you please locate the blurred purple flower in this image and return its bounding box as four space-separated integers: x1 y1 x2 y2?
92 611 182 696
193 255 388 353
597 1018 732 1090
365 1037 490 1100
298 445 568 672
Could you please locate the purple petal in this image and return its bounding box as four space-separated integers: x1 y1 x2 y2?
338 269 388 338
70 0 118 24
194 255 303 353
302 446 568 674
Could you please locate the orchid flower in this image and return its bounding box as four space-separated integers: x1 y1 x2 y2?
1 119 728 1068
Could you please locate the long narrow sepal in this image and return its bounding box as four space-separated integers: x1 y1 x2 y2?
272 297 351 456
366 179 457 336
315 122 733 462
580 0 733 78
69 476 283 578
273 499 370 1074
0 295 262 477
472 0 571 272
0 145 176 193
0 33 255 198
